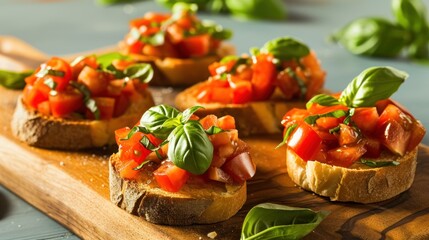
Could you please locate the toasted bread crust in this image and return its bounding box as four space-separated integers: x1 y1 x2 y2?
11 90 154 150
126 43 235 87
286 147 418 203
109 153 247 225
175 82 306 136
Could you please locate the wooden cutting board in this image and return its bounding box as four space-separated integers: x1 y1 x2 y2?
1 37 429 239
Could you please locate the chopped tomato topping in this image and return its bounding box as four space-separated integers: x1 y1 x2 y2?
154 161 190 192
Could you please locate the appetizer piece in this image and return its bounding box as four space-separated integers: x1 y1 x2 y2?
120 3 234 86
175 37 326 136
280 66 426 203
12 54 155 150
110 105 255 225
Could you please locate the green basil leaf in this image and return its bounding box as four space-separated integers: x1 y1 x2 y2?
331 18 410 57
276 123 297 149
35 68 65 78
306 94 341 109
96 52 131 71
140 105 181 139
142 31 166 46
123 63 154 83
70 81 100 120
392 0 427 33
167 121 213 175
241 203 330 240
44 78 57 90
360 159 400 167
339 66 407 107
0 70 33 89
304 109 348 125
181 105 204 123
225 0 286 21
407 26 429 59
156 0 208 10
260 37 310 61
205 126 224 135
220 55 239 63
285 67 307 97
200 20 233 40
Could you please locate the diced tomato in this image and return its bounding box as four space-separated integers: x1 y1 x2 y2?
326 144 367 168
37 100 51 116
200 115 218 130
211 154 227 168
143 12 170 24
338 124 360 146
376 104 413 156
217 115 236 130
316 117 343 130
111 59 134 71
71 55 98 79
126 40 144 54
42 57 72 91
281 108 309 127
307 103 348 115
129 17 151 29
115 127 131 145
251 54 276 101
363 137 382 158
287 122 323 161
118 160 140 180
49 90 83 118
276 70 300 100
93 97 115 120
211 87 233 104
222 152 255 184
208 60 236 76
166 23 185 44
33 77 52 98
352 107 379 136
406 120 426 151
206 167 232 183
113 94 131 117
22 84 48 109
78 66 109 96
209 131 232 147
154 161 190 192
118 131 152 164
231 81 252 104
178 34 210 57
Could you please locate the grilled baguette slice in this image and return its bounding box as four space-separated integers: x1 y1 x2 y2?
11 89 154 150
175 82 306 136
126 43 235 87
109 153 247 225
286 147 418 203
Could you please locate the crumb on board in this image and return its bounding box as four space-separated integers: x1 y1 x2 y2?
59 161 65 166
207 231 217 239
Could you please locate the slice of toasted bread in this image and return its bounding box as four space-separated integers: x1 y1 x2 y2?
175 82 306 136
109 153 247 225
127 43 235 87
11 90 154 150
286 147 418 203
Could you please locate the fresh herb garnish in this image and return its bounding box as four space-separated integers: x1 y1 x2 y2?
260 37 310 61
241 203 330 240
35 68 65 78
360 159 400 167
70 81 100 120
0 69 33 89
276 123 297 149
304 109 349 125
96 52 132 72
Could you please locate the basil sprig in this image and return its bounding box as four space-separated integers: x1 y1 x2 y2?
307 66 407 109
331 0 429 61
260 37 310 61
0 70 33 89
138 105 216 175
241 203 330 240
360 159 400 167
70 81 100 120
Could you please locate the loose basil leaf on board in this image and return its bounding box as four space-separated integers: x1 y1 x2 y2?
123 63 154 83
96 52 131 71
225 0 286 21
339 66 407 108
331 17 410 58
140 105 181 139
0 70 33 89
360 159 400 167
241 203 330 240
260 37 310 61
306 94 341 109
167 121 213 175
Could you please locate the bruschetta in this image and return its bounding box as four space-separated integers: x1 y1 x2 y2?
175 36 326 136
11 53 155 150
280 66 426 203
119 3 234 86
109 104 255 225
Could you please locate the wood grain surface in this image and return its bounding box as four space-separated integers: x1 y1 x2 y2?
1 85 429 240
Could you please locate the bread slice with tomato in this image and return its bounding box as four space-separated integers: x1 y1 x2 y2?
280 66 426 203
109 105 256 225
11 54 155 150
120 3 234 87
175 37 326 136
